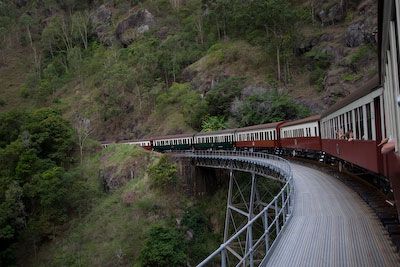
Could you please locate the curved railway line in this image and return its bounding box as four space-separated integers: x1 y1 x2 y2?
267 163 400 266
100 0 400 265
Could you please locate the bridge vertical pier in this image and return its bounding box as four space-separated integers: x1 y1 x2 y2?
222 170 261 265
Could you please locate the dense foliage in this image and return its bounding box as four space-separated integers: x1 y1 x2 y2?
6 0 310 138
232 91 310 126
0 108 86 264
148 155 178 188
140 225 187 266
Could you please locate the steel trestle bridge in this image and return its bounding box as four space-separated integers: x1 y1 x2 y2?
174 151 294 266
173 151 400 266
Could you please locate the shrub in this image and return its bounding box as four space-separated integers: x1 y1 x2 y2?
148 155 177 189
140 225 187 267
232 91 310 126
350 44 374 65
310 67 326 92
342 73 362 82
205 77 245 117
201 116 227 132
156 83 207 130
305 49 332 70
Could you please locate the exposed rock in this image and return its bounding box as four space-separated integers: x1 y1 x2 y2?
345 19 377 47
295 37 320 56
316 1 347 25
186 229 194 241
157 26 170 40
90 4 114 46
319 33 335 42
345 22 365 47
241 85 270 97
320 45 345 63
116 9 155 46
14 0 28 7
322 68 349 106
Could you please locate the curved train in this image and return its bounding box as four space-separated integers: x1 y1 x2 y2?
103 0 400 219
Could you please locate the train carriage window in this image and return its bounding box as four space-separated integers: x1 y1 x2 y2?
359 106 365 139
341 114 345 131
355 108 360 139
366 103 373 140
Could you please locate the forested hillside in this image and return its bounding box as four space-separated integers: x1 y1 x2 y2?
0 0 378 139
0 0 379 265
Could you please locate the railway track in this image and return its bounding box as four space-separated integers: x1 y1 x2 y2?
267 163 400 266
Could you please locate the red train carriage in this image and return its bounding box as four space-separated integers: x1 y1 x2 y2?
379 0 400 219
320 76 384 174
280 115 322 156
235 122 283 151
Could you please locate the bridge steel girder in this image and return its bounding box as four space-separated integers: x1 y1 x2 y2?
172 151 294 267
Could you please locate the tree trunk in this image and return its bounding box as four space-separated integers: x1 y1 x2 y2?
26 26 40 77
276 46 281 81
80 144 83 164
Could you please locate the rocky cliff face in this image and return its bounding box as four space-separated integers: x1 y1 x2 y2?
308 0 378 108
91 5 155 47
184 0 379 113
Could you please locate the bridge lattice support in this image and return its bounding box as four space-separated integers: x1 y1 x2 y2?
221 169 276 266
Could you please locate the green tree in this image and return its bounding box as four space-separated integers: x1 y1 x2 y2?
232 91 310 126
205 77 244 117
201 116 226 132
156 83 208 130
148 156 177 189
20 13 41 76
140 225 187 267
0 111 28 148
0 108 80 264
71 10 91 50
251 0 299 82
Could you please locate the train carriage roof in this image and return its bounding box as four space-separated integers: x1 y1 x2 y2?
117 139 151 143
151 133 195 140
195 128 237 137
280 115 321 128
321 75 380 118
236 122 282 132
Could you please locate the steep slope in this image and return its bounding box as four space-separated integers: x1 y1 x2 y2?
0 0 379 139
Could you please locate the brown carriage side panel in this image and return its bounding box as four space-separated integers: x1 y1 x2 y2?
280 137 322 151
322 139 380 174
